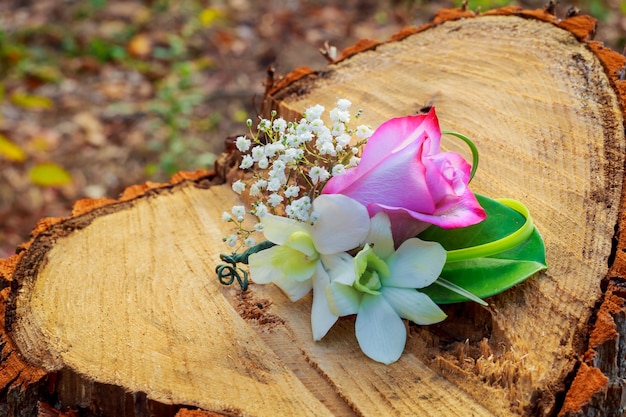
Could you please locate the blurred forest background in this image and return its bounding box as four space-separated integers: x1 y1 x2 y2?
0 0 624 257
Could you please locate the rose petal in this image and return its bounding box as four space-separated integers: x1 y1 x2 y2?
322 109 440 196
324 141 437 215
430 189 487 227
371 196 486 244
326 282 361 316
428 152 472 199
310 194 369 254
311 263 339 340
382 287 447 325
348 109 440 176
355 293 406 364
385 238 446 288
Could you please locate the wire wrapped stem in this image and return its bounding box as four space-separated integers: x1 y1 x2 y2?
216 240 276 291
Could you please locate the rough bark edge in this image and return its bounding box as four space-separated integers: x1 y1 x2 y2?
262 6 626 417
263 5 621 102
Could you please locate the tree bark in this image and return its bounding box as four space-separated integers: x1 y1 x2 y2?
1 7 626 417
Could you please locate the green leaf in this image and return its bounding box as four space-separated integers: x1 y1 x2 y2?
29 162 72 187
419 194 546 303
0 134 27 162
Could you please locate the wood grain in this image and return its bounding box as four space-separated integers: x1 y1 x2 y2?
9 184 334 417
3 10 626 417
263 13 626 415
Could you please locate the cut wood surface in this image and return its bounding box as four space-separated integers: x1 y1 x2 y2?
2 7 626 417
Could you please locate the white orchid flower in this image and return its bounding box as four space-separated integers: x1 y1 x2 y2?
326 212 447 364
248 194 370 339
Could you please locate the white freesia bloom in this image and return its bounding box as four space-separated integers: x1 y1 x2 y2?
325 212 447 364
248 194 370 338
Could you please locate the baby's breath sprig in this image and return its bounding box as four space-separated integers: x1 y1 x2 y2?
221 98 373 249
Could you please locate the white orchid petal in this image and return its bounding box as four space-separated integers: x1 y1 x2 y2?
326 282 361 316
382 287 447 325
320 253 357 285
261 213 308 245
355 294 406 364
310 194 370 254
311 263 339 340
385 238 446 288
248 248 281 284
365 212 395 259
249 246 316 300
272 273 313 301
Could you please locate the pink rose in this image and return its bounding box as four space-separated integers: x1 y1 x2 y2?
322 108 486 243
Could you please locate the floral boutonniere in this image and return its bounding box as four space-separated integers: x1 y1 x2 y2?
217 99 546 364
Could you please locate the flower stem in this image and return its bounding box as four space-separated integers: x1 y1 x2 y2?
445 198 534 263
442 131 479 182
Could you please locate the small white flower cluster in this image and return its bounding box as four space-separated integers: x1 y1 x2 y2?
222 99 373 250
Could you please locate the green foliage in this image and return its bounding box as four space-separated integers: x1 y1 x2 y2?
582 0 610 21
87 38 127 62
420 194 547 303
73 0 108 19
146 59 218 177
0 0 228 186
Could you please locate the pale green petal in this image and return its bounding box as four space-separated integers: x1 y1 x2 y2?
354 245 388 295
326 282 361 316
270 245 317 282
365 212 395 259
385 238 446 288
273 273 313 301
382 287 447 325
248 247 282 284
310 194 370 254
355 294 406 364
311 263 339 341
320 253 356 285
261 213 308 245
249 248 312 300
285 231 317 257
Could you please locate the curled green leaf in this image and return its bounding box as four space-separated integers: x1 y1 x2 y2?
446 198 534 263
419 194 546 304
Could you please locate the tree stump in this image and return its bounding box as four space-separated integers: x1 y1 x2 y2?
1 7 626 417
